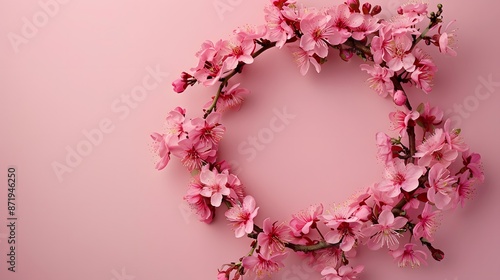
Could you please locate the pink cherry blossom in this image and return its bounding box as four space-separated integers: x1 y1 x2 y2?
413 203 440 241
415 128 444 165
191 40 229 86
289 45 321 75
170 138 216 171
379 160 425 197
411 48 438 94
184 178 214 224
427 163 458 210
415 129 458 168
443 119 468 152
454 170 475 208
290 204 323 236
327 4 364 45
391 243 427 268
225 171 246 201
322 206 363 251
351 15 380 40
364 209 408 250
416 102 443 132
369 183 399 207
375 132 394 165
385 34 416 72
462 151 485 183
257 218 291 255
300 12 335 58
204 83 250 112
150 133 171 170
242 251 287 278
165 107 186 137
370 25 393 64
321 265 364 280
389 109 419 135
199 165 230 207
187 113 226 146
281 2 312 22
360 64 394 97
223 39 255 70
225 195 259 238
264 5 294 48
436 20 457 56
398 3 428 23
399 3 428 15
388 14 420 35
234 24 267 41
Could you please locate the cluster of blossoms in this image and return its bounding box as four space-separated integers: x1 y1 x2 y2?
153 1 483 279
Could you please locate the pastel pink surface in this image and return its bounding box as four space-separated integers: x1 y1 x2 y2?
1 0 499 280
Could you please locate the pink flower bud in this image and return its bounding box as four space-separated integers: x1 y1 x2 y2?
431 249 445 261
346 0 360 12
393 90 407 106
339 48 354 61
172 72 193 93
362 3 372 14
370 5 382 15
172 78 187 93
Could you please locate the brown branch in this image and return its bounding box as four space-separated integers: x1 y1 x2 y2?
285 241 338 253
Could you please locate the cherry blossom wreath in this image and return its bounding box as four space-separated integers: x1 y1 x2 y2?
152 1 485 279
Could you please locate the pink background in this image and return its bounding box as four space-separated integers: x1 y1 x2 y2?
1 0 499 279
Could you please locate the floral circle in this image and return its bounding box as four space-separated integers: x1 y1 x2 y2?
152 1 484 279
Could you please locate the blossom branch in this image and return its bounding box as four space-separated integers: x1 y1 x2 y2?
204 41 276 118
410 4 444 51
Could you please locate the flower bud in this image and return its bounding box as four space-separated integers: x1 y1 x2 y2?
172 78 188 93
362 3 371 14
422 239 445 261
430 247 445 261
393 90 407 106
370 5 382 16
346 0 360 12
339 48 354 61
172 72 193 93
